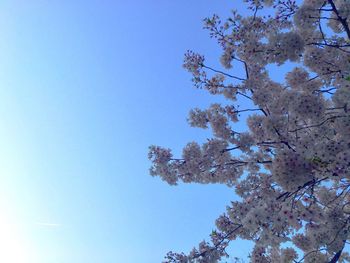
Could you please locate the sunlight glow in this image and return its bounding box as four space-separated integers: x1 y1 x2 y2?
0 214 33 263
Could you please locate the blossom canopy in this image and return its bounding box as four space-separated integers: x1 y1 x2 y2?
149 0 350 262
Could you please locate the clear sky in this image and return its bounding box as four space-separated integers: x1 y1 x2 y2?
0 1 253 262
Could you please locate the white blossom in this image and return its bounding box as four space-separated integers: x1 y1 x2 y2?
149 1 350 262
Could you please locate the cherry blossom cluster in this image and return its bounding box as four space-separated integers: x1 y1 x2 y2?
149 0 350 262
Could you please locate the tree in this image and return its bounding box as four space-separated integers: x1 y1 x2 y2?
148 0 350 262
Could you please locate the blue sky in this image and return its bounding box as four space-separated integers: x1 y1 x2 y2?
0 1 254 262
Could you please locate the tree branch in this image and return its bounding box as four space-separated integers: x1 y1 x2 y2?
328 0 350 39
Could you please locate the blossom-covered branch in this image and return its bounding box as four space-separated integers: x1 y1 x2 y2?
149 0 350 262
